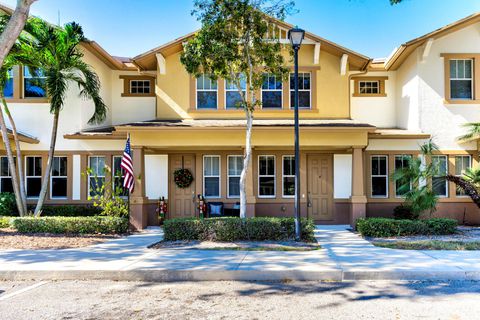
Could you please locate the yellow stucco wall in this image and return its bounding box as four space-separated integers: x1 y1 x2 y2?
155 45 350 120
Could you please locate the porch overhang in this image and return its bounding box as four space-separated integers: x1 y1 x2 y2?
368 128 431 140
4 129 39 144
115 119 376 149
64 126 127 140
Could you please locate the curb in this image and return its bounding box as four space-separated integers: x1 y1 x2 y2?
0 269 478 282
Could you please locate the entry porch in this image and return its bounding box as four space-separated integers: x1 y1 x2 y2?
114 119 375 229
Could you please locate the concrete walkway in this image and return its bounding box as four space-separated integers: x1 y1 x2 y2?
0 225 479 281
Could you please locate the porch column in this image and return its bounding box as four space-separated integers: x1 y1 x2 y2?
350 147 367 226
245 152 256 217
130 146 148 230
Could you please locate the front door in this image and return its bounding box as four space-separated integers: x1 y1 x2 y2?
169 154 196 218
307 155 333 221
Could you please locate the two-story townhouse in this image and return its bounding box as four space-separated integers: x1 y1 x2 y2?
2 4 480 229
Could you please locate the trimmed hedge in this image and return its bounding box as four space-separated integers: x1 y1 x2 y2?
163 217 315 242
10 216 128 234
356 218 457 237
29 205 102 217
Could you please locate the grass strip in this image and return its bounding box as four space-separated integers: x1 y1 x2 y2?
373 240 480 250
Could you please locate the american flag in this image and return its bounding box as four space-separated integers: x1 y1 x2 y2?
121 136 135 193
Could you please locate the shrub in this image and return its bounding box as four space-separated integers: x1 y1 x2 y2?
0 216 11 228
356 217 457 237
393 205 418 220
163 217 315 242
36 205 102 217
11 216 128 234
0 193 17 216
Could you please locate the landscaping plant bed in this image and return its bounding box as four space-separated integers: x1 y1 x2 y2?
0 228 123 250
150 240 320 251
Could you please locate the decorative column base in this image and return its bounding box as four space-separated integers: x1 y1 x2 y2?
350 195 367 227
129 196 149 231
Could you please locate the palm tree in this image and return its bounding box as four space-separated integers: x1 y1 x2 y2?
13 19 107 216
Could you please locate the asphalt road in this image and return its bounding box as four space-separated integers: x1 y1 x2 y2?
0 280 479 320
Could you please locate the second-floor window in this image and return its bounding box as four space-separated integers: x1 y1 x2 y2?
359 81 379 94
290 72 311 109
196 74 217 109
24 67 47 98
449 59 473 100
262 74 282 109
225 74 246 109
3 69 13 98
130 80 151 94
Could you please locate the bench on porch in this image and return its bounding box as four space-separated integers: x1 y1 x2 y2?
207 202 240 218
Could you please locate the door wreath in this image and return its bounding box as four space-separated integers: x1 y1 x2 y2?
174 168 193 188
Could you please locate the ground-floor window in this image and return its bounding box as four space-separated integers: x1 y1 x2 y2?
25 156 42 198
258 155 275 197
113 156 128 197
371 155 388 198
50 156 67 199
0 156 14 193
204 155 220 198
88 156 105 197
432 155 448 197
282 155 295 197
455 155 471 196
394 154 412 197
227 155 242 198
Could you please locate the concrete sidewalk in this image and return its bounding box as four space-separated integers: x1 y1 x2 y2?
0 225 479 281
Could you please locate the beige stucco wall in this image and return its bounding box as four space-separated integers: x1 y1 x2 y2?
155 45 351 119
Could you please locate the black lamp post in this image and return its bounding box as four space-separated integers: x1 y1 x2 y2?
288 27 305 241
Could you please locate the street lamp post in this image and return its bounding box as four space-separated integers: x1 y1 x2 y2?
288 27 305 241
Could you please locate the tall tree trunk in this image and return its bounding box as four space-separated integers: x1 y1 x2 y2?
0 0 36 67
0 97 25 216
34 110 59 217
3 99 27 213
239 109 253 219
446 174 480 209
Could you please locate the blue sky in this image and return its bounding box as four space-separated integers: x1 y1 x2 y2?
3 0 480 58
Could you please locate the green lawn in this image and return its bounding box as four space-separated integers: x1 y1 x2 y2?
373 240 480 250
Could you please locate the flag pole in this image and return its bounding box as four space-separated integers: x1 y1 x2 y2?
127 133 131 223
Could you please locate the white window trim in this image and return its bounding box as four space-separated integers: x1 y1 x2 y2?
50 156 68 200
455 155 472 198
227 155 243 198
282 155 295 198
258 155 276 198
0 156 13 193
203 155 221 199
289 72 311 109
224 79 246 110
432 155 448 198
394 154 412 198
196 75 218 110
25 155 42 199
359 80 380 95
370 155 388 198
112 155 128 199
88 156 106 197
261 74 283 109
129 79 151 94
449 59 474 100
23 66 46 98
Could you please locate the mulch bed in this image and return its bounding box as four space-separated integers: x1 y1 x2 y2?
150 240 320 251
0 228 123 250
